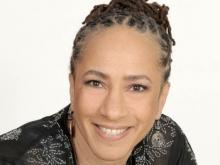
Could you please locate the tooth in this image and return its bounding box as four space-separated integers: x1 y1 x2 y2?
99 126 126 136
112 129 117 135
116 130 120 134
103 127 107 132
106 129 111 135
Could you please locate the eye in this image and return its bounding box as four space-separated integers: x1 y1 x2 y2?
130 84 147 92
84 80 103 88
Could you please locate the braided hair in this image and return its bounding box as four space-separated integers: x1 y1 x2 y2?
70 0 175 82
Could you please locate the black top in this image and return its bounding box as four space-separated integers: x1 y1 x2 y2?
0 105 197 165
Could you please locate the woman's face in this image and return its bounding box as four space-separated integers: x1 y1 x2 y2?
69 25 170 164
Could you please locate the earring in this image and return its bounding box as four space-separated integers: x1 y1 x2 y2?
67 107 78 163
68 107 74 137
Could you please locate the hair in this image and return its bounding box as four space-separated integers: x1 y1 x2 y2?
70 0 175 82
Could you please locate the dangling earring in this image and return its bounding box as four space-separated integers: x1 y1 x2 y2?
68 107 74 137
67 107 78 163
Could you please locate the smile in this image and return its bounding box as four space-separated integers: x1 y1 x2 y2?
99 126 127 136
94 124 130 140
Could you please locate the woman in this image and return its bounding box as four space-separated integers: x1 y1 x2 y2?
0 0 197 164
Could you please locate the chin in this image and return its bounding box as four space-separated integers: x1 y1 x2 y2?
92 145 131 162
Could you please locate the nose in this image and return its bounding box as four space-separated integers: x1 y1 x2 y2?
100 87 128 120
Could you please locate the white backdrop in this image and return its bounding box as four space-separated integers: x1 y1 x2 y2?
0 0 219 164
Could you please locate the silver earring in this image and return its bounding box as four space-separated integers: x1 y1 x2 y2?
68 107 74 137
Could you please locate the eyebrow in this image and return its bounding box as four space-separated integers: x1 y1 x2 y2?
83 70 108 80
123 74 152 82
83 69 152 83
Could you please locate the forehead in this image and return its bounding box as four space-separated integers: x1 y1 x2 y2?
84 24 160 53
83 25 160 59
76 25 162 80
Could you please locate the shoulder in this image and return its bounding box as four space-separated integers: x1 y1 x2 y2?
130 114 197 165
0 105 74 164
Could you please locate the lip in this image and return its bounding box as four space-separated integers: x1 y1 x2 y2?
94 123 131 141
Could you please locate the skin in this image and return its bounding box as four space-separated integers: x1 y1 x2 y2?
69 24 170 165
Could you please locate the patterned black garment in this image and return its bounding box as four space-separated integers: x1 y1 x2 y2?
0 105 197 165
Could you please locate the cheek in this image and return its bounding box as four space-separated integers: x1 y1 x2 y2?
127 94 159 122
74 87 106 115
127 95 159 140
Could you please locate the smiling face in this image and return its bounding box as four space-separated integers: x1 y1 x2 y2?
69 25 170 164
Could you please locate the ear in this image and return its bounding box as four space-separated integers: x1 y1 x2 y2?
69 73 75 105
156 82 170 119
